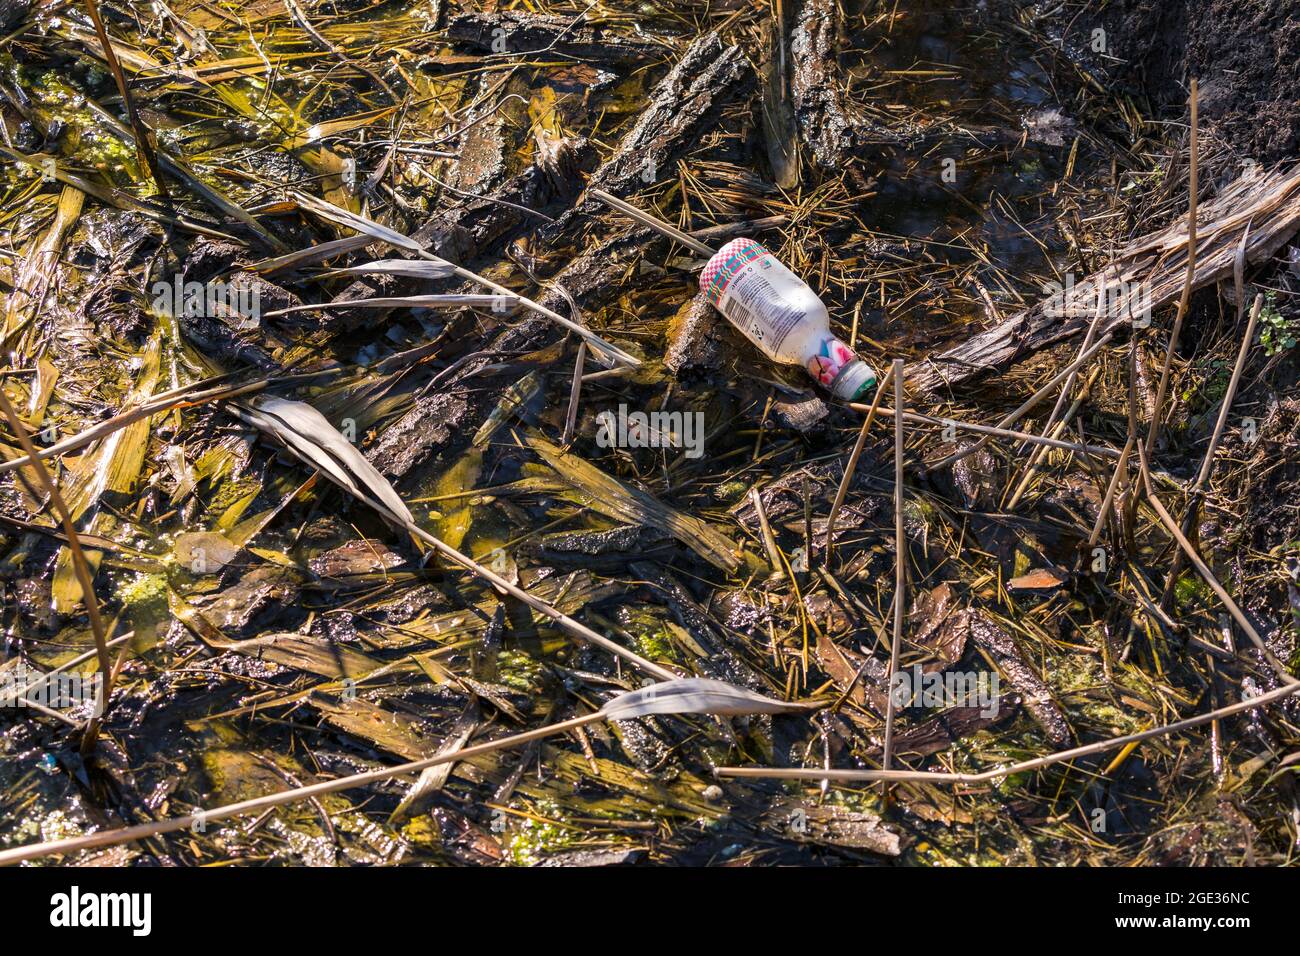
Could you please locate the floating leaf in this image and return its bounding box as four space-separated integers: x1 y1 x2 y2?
1007 567 1067 591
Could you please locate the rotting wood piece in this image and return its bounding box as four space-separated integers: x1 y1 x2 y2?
790 0 904 169
540 31 749 243
446 11 675 64
791 0 859 169
964 611 1073 747
907 165 1300 396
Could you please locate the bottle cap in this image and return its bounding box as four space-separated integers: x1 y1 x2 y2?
829 359 878 401
809 337 877 400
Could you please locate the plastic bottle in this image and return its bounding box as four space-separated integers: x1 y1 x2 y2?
700 238 877 401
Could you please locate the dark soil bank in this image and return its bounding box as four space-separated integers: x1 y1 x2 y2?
1042 0 1300 164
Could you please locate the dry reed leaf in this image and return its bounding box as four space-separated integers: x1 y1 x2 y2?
239 395 413 527
320 259 457 280
600 678 812 719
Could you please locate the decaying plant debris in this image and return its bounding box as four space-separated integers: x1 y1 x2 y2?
1 0 1300 868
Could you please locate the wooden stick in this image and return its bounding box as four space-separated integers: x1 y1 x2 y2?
0 674 814 863
1087 436 1135 548
881 360 906 777
589 189 717 257
0 390 113 751
1146 78 1199 451
1089 329 1146 551
751 487 786 580
715 676 1300 785
825 361 896 561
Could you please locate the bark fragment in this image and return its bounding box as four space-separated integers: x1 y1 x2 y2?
447 11 672 64
539 32 750 242
965 610 1074 747
906 165 1300 395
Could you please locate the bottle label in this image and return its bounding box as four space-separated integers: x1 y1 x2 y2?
700 238 804 356
808 336 860 389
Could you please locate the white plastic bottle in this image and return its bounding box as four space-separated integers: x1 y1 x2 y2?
700 238 877 401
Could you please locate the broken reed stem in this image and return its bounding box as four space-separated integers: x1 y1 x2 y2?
881 360 906 777
0 712 605 866
589 189 717 257
291 190 639 368
751 486 786 580
1089 334 1145 550
1146 77 1199 451
1121 334 1144 544
0 632 133 709
83 1 169 198
1087 436 1135 548
445 260 639 369
1004 280 1112 505
925 332 1114 473
283 0 398 102
847 405 1123 460
20 696 80 727
0 375 259 475
1004 366 1101 509
825 360 897 562
1011 288 1109 463
561 341 586 446
1192 318 1260 465
382 505 681 682
1135 440 1297 682
1159 292 1264 606
715 676 1300 786
0 390 113 749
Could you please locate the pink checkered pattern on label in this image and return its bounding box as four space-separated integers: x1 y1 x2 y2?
700 238 767 304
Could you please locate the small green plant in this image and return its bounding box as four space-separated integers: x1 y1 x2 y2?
1258 291 1296 356
1184 356 1228 407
